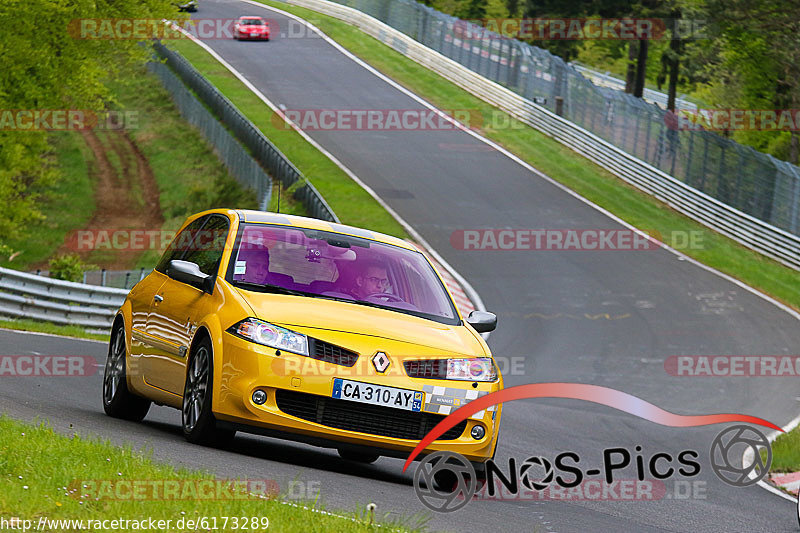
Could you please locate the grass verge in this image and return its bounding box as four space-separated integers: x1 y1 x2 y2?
0 320 109 343
769 428 800 473
106 64 259 269
0 416 416 532
1 133 95 270
242 0 799 310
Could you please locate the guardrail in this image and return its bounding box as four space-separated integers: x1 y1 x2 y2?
0 43 345 330
149 61 274 210
0 267 126 329
569 63 698 113
285 0 800 270
152 42 340 223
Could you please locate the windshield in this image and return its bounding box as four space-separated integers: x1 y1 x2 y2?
240 18 265 25
227 223 459 324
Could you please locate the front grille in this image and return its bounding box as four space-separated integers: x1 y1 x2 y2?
308 338 359 367
404 359 447 379
275 389 467 440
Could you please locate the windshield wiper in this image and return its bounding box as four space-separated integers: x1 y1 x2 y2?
231 281 306 297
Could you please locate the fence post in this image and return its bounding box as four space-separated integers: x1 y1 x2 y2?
555 96 564 117
101 268 107 287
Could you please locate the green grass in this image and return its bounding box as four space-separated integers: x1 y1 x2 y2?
0 416 417 532
167 39 409 239
1 133 95 270
769 427 800 473
232 0 799 311
104 65 260 269
0 320 109 342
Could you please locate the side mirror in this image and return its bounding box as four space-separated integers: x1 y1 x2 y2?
167 260 213 293
466 310 497 333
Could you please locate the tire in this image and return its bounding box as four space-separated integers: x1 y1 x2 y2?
471 460 488 487
431 460 486 491
337 448 379 464
102 322 151 421
182 336 235 447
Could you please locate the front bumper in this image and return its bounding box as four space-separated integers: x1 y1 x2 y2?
213 333 502 462
237 31 269 40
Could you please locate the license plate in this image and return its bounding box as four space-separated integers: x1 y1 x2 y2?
332 378 423 412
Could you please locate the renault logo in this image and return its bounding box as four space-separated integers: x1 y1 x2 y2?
372 352 390 373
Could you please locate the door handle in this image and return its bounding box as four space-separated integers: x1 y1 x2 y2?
154 294 164 303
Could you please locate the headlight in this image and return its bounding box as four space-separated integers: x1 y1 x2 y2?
404 357 498 382
228 318 308 356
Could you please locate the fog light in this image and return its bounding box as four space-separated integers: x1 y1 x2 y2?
252 389 267 405
470 424 485 440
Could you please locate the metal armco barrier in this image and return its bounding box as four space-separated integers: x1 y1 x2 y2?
283 0 800 269
149 61 274 210
569 63 698 113
0 267 127 329
152 42 339 223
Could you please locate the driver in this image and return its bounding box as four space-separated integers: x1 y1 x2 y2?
351 261 390 300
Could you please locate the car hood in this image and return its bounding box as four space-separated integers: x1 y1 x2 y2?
237 291 484 355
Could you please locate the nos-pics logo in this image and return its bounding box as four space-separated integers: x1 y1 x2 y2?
413 425 772 512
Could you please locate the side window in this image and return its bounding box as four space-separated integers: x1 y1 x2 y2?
181 215 230 276
154 216 208 274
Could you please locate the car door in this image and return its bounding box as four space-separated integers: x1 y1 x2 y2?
143 215 230 395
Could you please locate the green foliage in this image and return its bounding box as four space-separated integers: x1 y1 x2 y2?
187 173 260 213
48 253 93 282
0 0 185 251
454 0 487 19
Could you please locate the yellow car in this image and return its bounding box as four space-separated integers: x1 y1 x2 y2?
102 209 502 471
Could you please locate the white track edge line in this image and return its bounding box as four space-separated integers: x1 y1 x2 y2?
248 0 800 505
248 0 800 323
171 16 487 322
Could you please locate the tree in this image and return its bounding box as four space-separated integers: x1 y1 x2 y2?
0 0 180 253
455 0 487 20
702 0 800 163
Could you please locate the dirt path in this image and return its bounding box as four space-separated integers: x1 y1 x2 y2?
50 129 164 270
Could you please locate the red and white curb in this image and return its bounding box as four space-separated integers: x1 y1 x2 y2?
770 472 800 495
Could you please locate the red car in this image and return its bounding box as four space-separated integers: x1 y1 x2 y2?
234 16 270 41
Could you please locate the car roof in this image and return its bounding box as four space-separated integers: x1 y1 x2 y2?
239 16 264 20
234 209 415 250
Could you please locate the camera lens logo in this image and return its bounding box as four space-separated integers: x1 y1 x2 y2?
413 451 476 512
519 456 554 491
710 425 771 487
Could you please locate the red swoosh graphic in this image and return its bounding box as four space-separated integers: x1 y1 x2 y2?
402 383 782 472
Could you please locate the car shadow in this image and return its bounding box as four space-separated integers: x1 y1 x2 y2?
134 417 413 487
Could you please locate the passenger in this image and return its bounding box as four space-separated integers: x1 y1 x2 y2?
238 248 270 284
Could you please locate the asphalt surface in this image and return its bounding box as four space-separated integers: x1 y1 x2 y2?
3 0 800 531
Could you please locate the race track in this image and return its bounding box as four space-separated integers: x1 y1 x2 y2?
3 0 800 530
